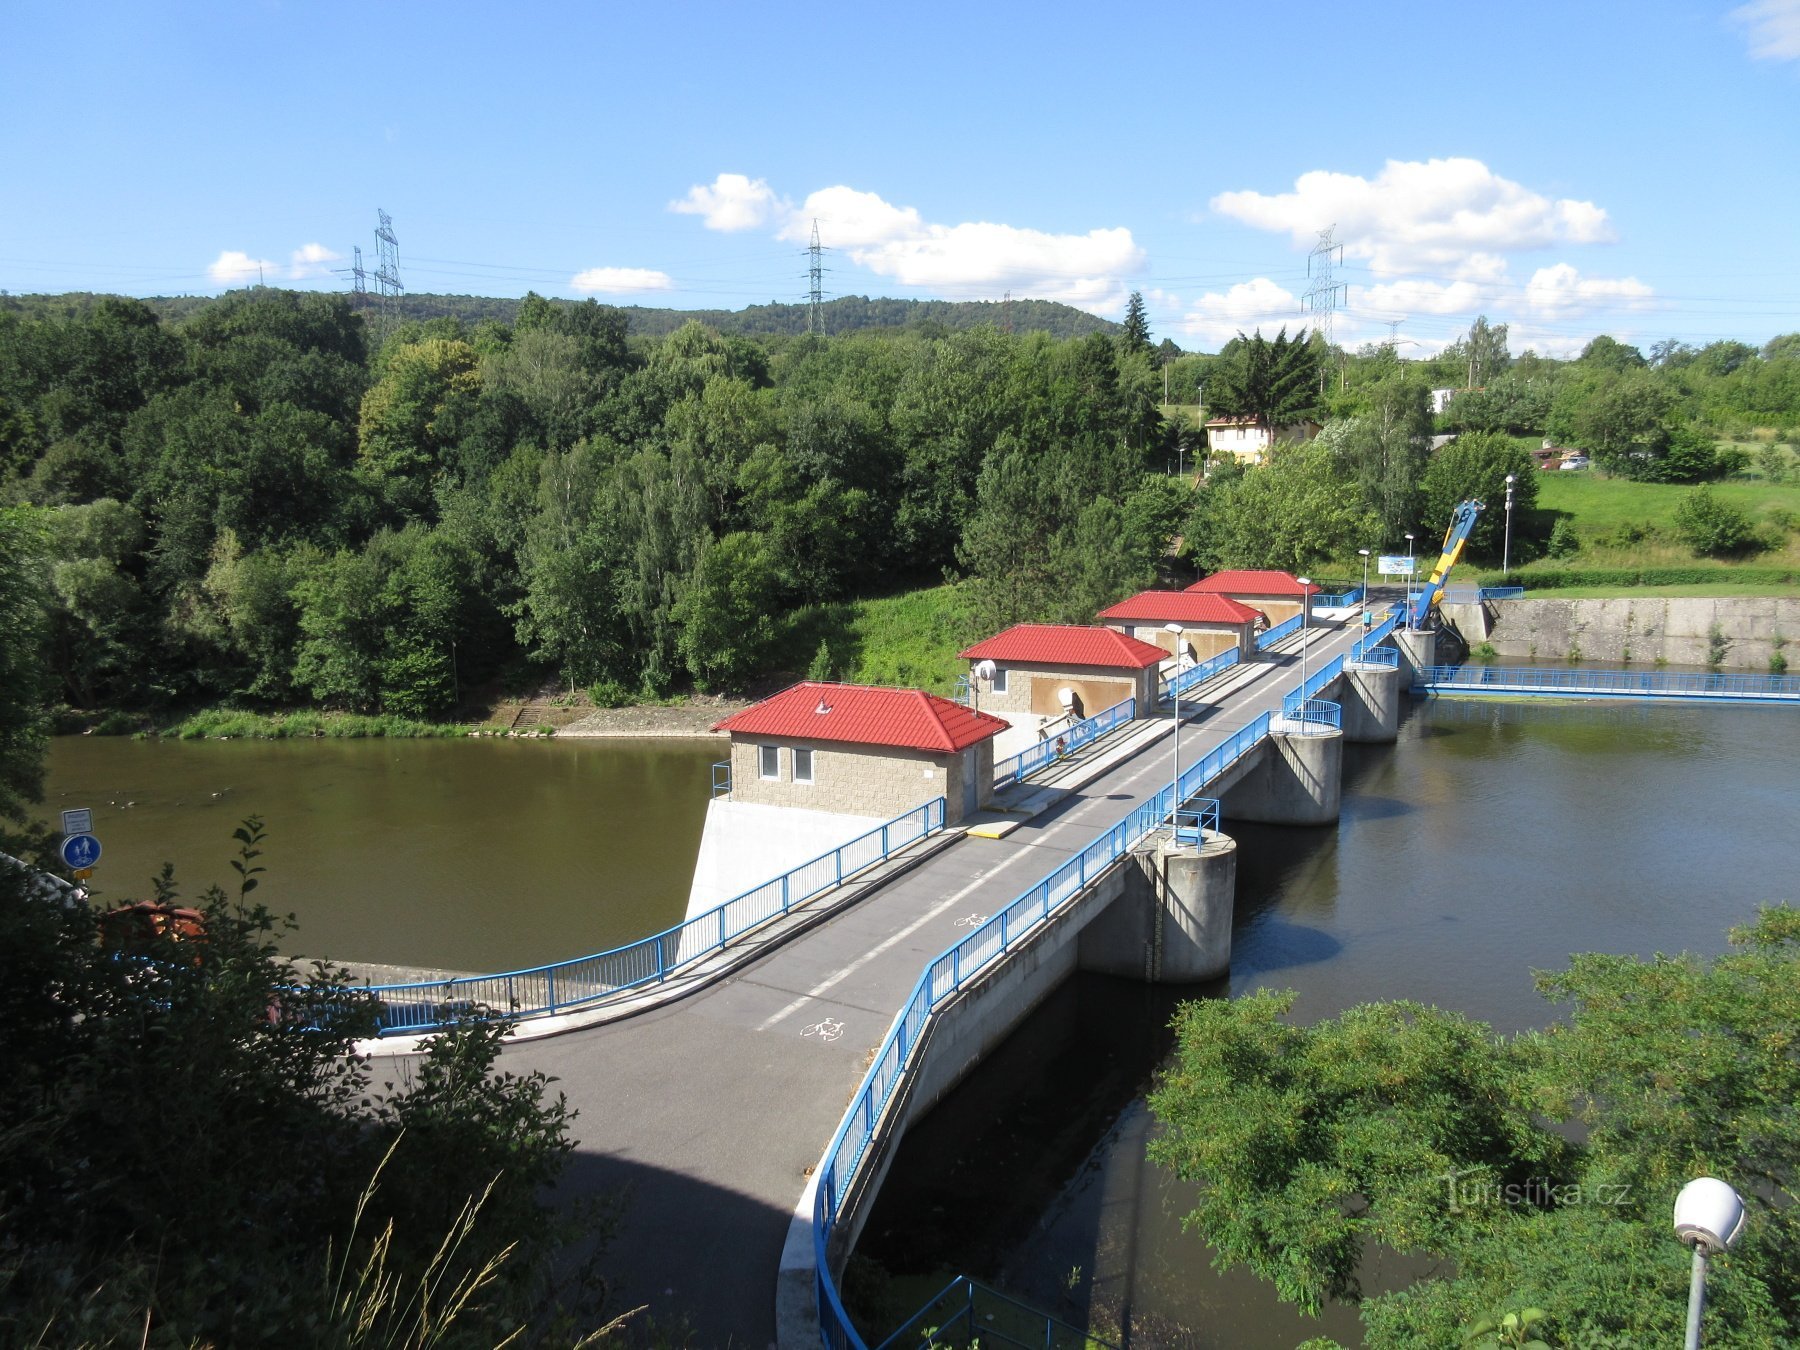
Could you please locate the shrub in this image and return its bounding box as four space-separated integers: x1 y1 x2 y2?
1546 519 1580 558
587 678 634 708
1674 486 1758 557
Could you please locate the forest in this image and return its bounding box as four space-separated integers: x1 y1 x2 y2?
2 288 1797 720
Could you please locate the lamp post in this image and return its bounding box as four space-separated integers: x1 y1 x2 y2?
1674 1177 1746 1349
1295 577 1312 716
1165 621 1186 827
1503 473 1516 578
1357 547 1372 620
1404 532 1416 629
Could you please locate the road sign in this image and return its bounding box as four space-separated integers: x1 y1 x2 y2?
73 867 93 880
60 833 102 870
61 807 93 836
1377 555 1417 576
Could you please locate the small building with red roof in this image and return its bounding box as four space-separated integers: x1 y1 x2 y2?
960 623 1165 722
1185 569 1320 626
712 681 1008 824
1095 591 1263 663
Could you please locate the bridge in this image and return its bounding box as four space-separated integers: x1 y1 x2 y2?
1415 663 1800 704
369 608 1412 1346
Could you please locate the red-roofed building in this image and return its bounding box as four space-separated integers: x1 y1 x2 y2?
959 624 1166 720
1186 569 1319 625
1095 591 1263 662
712 682 1008 822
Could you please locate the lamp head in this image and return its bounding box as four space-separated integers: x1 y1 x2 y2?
1673 1177 1746 1253
1505 473 1516 485
1358 548 1371 557
1163 621 1184 635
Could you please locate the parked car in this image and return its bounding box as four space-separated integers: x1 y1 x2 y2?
1560 454 1591 470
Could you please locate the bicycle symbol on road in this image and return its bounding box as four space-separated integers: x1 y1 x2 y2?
952 913 988 928
801 1017 845 1043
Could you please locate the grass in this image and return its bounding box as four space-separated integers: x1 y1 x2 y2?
779 582 985 695
1507 581 1800 599
162 709 473 739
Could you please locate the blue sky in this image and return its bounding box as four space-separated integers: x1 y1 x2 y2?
3 0 1797 355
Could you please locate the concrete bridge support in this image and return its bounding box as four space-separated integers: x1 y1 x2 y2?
1394 627 1437 690
1078 830 1237 984
1221 728 1342 826
1340 663 1400 744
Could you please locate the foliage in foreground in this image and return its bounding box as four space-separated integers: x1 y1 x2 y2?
0 821 606 1347
1147 908 1800 1348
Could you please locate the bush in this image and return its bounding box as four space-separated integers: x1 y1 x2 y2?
587 678 634 708
1473 565 1800 589
1674 486 1758 557
1546 519 1580 558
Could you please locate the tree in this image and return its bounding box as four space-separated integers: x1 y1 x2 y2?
1576 334 1646 371
1207 327 1320 431
1418 432 1539 559
1319 376 1433 539
1190 441 1377 574
1673 486 1757 557
1120 291 1152 358
1546 369 1675 475
0 506 49 835
1147 908 1800 1348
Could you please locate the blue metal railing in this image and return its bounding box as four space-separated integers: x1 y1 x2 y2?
1415 665 1800 701
1311 585 1364 608
712 760 732 798
365 797 948 1035
1157 644 1241 701
1351 645 1400 668
1256 613 1303 650
1443 585 1527 604
872 1275 1116 1350
993 697 1135 792
1480 586 1526 600
815 723 1274 1346
1281 696 1342 729
1351 603 1405 663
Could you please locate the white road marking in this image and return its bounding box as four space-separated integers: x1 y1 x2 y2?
800 1017 845 1043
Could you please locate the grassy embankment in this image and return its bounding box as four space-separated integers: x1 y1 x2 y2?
780 582 984 696
158 709 473 739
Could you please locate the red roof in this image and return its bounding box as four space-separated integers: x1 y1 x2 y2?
959 624 1169 670
1186 569 1320 598
1096 591 1264 625
712 682 1007 754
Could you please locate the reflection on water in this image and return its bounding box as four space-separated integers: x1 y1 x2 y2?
44 735 716 971
853 699 1800 1346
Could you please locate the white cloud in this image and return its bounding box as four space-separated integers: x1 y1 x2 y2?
570 266 675 294
1732 0 1800 61
1522 263 1654 316
1176 277 1302 346
1212 158 1614 277
668 173 787 232
288 242 342 280
1359 276 1489 317
208 249 277 285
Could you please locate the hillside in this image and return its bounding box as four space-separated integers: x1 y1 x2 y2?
0 289 1118 341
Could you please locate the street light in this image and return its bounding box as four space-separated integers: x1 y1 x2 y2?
1404 532 1416 629
1295 577 1312 716
1674 1177 1746 1349
1165 621 1186 827
1503 473 1516 578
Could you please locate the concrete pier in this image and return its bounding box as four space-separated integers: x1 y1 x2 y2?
1221 727 1342 826
1078 830 1237 983
1340 662 1400 744
1394 626 1437 689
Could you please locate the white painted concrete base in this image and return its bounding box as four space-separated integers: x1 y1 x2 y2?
986 708 1064 764
684 798 877 920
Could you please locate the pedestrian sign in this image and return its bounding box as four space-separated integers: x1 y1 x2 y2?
60 833 102 870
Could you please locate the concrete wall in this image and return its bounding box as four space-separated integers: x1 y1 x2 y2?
1221 728 1342 826
1475 597 1800 670
975 661 1151 719
683 798 876 919
728 736 970 821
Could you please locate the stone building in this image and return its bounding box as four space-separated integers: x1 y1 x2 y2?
712 681 1008 825
1096 591 1263 662
1184 569 1320 626
959 624 1166 721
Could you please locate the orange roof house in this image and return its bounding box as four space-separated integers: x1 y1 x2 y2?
959 623 1167 719
1095 591 1263 665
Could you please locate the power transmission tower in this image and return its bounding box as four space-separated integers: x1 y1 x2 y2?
1302 225 1346 391
373 208 403 344
1002 290 1014 334
804 219 828 334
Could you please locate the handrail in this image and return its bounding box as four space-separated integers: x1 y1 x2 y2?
1415 665 1800 699
1443 585 1526 604
1480 586 1526 601
711 761 732 798
1157 644 1241 701
871 1275 1118 1350
1311 585 1363 608
814 719 1274 1347
993 696 1135 792
1256 613 1303 650
364 797 947 1035
1351 603 1404 663
1281 696 1342 730
1352 645 1400 668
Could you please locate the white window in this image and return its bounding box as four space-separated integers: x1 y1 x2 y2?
990 667 1008 694
758 744 780 780
793 748 814 783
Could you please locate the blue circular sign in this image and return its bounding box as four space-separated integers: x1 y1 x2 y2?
60 833 102 869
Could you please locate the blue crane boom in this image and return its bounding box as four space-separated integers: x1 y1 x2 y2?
1408 498 1485 629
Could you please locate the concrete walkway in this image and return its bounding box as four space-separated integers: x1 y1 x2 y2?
382 618 1367 1348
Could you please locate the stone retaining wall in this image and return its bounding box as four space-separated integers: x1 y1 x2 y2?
1476 597 1799 669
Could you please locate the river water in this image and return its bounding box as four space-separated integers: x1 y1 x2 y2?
43 736 715 973
848 696 1800 1347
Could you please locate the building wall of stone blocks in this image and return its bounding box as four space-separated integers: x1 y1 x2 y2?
973 663 1154 719
1105 620 1252 663
728 735 985 822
